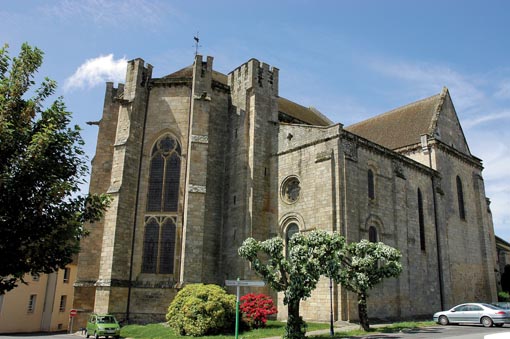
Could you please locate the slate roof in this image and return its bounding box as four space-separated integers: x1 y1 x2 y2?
162 66 332 126
162 66 228 84
345 92 443 150
277 97 332 126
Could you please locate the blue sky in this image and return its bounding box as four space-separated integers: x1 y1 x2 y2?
2 0 510 240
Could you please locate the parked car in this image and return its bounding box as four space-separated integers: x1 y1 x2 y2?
433 303 510 327
86 313 121 339
492 302 510 309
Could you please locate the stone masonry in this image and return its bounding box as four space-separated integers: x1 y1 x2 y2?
73 55 498 326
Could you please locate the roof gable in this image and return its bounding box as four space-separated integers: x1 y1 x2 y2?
345 87 471 155
431 88 471 155
345 92 441 150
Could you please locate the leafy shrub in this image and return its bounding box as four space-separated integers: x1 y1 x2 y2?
499 291 510 301
240 293 278 328
166 284 236 336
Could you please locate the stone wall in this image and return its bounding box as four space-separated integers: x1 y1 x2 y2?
75 54 498 326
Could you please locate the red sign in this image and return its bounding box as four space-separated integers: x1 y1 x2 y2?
69 309 77 317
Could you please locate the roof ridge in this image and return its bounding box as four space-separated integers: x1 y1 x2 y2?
427 86 449 135
347 91 442 129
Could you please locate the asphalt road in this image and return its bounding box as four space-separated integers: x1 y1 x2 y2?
1 325 510 339
336 324 510 338
0 334 76 339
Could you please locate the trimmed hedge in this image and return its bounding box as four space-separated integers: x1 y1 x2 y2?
166 284 236 336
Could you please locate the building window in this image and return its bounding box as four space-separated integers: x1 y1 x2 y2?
368 226 378 243
142 216 177 274
456 176 466 220
285 223 299 257
368 169 375 200
59 295 67 312
142 135 181 275
281 176 301 204
418 188 426 251
63 268 71 283
147 135 181 212
27 295 37 313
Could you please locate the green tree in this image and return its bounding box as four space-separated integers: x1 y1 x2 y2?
330 240 402 331
238 230 345 339
0 43 108 294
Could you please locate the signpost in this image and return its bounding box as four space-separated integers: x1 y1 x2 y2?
69 309 77 333
225 278 265 339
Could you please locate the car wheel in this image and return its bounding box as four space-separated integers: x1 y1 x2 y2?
481 316 493 327
438 315 449 326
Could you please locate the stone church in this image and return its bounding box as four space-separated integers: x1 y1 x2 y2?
73 55 498 326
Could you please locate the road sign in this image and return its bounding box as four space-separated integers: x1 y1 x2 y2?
225 280 265 287
69 309 77 317
226 279 266 339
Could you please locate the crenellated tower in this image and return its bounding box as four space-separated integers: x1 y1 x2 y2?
222 59 279 281
74 58 153 324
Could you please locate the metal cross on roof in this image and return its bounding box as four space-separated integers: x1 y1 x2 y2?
193 32 202 56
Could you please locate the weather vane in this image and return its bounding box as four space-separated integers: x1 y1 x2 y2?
193 32 202 56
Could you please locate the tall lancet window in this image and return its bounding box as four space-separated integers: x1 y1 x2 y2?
418 188 426 251
142 135 181 274
368 226 378 243
285 223 299 258
368 169 375 200
456 175 466 220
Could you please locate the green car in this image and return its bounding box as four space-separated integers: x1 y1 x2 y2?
86 313 121 339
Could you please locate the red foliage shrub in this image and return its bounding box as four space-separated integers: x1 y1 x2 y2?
240 293 278 328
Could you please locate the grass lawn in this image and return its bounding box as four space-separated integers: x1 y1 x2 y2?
121 320 435 339
309 321 436 338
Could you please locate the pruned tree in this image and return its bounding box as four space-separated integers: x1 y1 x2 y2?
329 240 402 331
238 230 345 339
0 43 109 294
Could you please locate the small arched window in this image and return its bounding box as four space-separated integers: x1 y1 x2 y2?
285 223 299 258
368 169 375 200
418 188 426 251
456 176 466 220
368 226 378 243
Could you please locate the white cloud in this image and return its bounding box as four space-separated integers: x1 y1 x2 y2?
495 80 510 99
463 111 510 129
367 58 485 113
64 54 127 91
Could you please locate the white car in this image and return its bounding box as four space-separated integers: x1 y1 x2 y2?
433 303 510 327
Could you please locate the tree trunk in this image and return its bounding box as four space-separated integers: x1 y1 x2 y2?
285 299 306 339
358 293 370 331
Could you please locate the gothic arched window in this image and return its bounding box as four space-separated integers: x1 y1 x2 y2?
418 188 426 251
368 169 375 200
147 135 181 212
142 135 181 274
285 223 299 258
456 176 466 220
368 226 378 243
